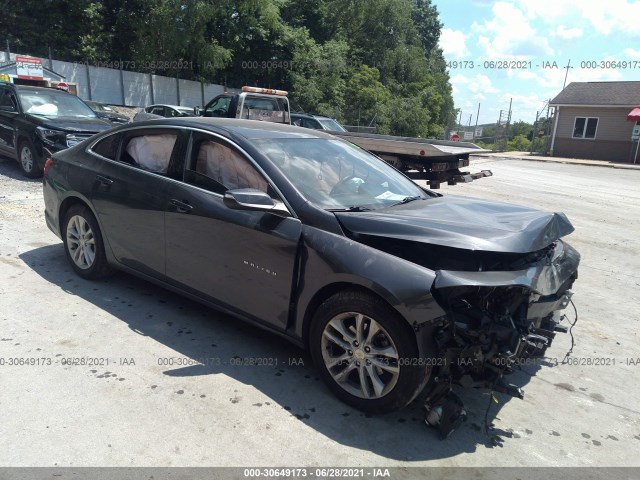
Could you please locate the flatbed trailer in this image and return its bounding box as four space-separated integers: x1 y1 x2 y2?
329 131 492 189
199 87 492 188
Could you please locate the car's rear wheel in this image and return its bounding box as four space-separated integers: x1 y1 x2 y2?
18 139 42 178
310 290 427 413
62 205 112 279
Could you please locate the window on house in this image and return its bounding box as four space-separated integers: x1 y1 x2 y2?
573 117 598 139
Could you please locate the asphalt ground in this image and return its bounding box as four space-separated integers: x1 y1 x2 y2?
1 154 639 469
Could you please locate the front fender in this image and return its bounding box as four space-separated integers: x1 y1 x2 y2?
294 225 446 347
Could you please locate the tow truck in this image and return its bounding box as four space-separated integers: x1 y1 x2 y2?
200 86 291 123
201 86 491 188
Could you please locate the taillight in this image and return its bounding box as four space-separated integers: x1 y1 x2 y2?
43 158 54 175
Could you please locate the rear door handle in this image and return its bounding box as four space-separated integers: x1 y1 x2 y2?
95 175 114 186
170 198 193 213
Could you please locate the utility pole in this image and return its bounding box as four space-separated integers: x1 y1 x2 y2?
5 40 10 62
474 103 480 138
562 59 572 90
530 110 539 155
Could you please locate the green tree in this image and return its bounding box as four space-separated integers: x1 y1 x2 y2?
412 0 442 56
343 65 392 128
127 0 232 79
508 120 533 140
0 0 111 61
286 27 348 116
506 134 531 152
1 0 455 137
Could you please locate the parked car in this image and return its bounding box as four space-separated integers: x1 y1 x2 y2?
0 82 113 177
291 112 347 132
85 101 129 125
43 118 579 436
144 104 197 118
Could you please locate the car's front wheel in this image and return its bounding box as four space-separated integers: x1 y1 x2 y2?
310 290 428 413
62 205 112 280
18 139 42 178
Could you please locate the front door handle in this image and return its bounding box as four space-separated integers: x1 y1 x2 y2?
95 175 114 186
170 198 193 213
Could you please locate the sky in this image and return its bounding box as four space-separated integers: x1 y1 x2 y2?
433 0 640 126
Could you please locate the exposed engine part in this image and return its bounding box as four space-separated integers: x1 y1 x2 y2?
424 391 467 439
493 378 524 399
423 276 577 439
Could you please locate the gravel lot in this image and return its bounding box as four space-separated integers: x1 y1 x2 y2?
1 154 639 468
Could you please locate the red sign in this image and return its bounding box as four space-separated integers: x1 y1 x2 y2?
56 82 69 91
450 133 460 142
16 56 44 80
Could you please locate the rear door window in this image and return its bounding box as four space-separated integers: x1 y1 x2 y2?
91 133 121 160
120 130 181 175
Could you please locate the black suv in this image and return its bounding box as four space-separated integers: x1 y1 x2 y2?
0 82 113 177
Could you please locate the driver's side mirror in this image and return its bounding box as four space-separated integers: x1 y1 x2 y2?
194 106 201 116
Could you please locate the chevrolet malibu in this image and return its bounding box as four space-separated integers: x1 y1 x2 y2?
43 118 579 436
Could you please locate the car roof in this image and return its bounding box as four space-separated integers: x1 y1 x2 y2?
291 113 334 121
11 84 71 94
120 117 336 140
148 104 192 110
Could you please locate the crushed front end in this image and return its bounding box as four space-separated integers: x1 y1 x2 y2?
335 196 581 437
424 240 580 438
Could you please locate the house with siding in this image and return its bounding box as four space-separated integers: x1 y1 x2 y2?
549 81 640 162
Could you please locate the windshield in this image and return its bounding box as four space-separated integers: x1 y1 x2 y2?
256 138 427 210
17 91 97 118
319 118 347 132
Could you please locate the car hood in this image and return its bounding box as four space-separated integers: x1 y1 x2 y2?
95 111 128 121
335 195 574 254
26 114 113 132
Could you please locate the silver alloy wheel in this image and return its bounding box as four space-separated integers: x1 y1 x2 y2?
20 146 33 172
66 215 96 269
321 312 400 399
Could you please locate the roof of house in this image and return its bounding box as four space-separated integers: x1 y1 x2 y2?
550 81 640 107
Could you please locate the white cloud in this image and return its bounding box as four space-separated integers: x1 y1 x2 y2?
624 48 640 59
450 74 503 118
553 26 583 40
521 0 577 21
500 92 551 122
521 0 640 37
468 74 500 95
450 74 470 85
471 2 553 59
507 60 624 92
516 70 538 81
439 29 469 59
449 74 472 95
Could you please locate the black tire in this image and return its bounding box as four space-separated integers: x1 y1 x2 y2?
309 290 428 413
18 139 43 178
62 205 112 280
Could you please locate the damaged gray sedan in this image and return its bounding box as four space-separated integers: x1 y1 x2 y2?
43 119 579 437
